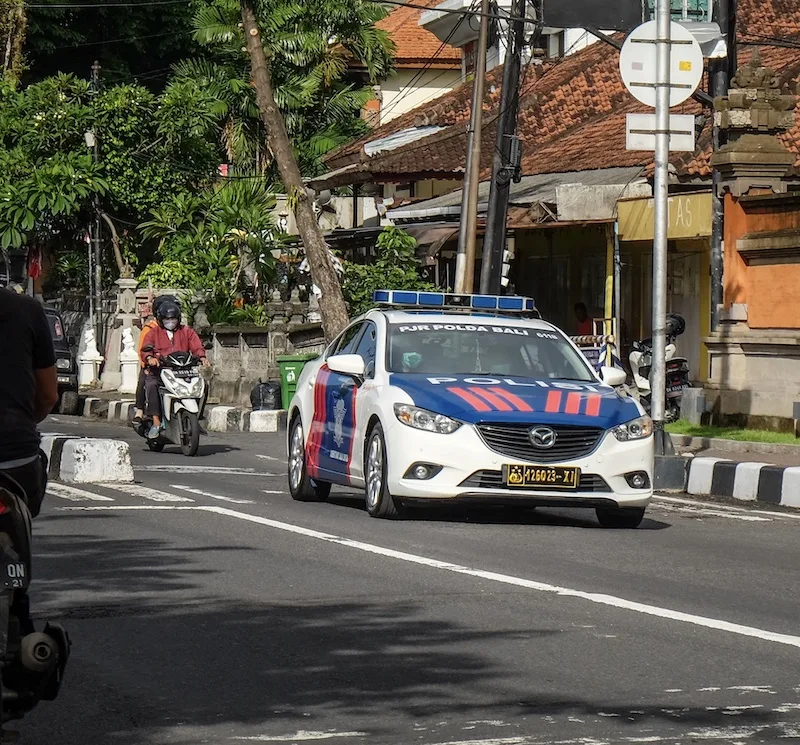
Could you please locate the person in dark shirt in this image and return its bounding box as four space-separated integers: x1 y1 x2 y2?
0 288 58 517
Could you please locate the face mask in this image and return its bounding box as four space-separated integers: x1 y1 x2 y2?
163 319 179 331
402 352 422 370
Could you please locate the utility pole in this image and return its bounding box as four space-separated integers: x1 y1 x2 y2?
240 0 349 341
651 0 670 454
709 0 735 332
454 0 490 294
90 60 103 352
480 0 528 295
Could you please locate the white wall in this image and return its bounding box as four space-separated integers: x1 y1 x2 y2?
379 68 463 124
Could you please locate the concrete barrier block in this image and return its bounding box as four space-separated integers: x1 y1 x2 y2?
249 410 287 433
58 438 134 484
653 455 688 492
680 388 706 426
732 462 770 501
686 457 728 496
82 397 102 417
207 406 236 432
781 467 800 508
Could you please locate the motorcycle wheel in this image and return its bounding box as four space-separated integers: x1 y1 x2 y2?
179 411 200 457
147 439 165 452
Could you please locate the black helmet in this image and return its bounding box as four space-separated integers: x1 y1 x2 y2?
665 313 686 338
156 300 181 322
152 294 180 317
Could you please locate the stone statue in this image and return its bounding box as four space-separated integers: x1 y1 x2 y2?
121 327 135 355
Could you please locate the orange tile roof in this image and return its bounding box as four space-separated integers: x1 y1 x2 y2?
378 0 461 68
325 0 800 184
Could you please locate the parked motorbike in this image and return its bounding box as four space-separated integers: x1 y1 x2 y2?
628 313 690 422
136 350 207 457
0 472 69 733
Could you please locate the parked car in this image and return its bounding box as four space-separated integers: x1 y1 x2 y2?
44 307 79 415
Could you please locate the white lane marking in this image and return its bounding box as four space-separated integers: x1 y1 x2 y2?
102 484 194 503
170 485 253 504
232 733 367 742
47 484 114 502
654 495 800 521
256 454 284 463
136 465 277 476
654 502 771 522
57 506 196 511
198 505 800 651
263 490 285 495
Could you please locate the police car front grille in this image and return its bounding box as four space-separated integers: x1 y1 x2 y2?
459 470 611 492
475 423 604 463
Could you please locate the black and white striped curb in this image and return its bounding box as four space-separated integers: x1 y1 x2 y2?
40 435 134 484
83 397 287 434
686 457 800 507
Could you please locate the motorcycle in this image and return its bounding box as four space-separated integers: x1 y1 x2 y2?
0 472 69 733
136 350 207 457
628 313 690 422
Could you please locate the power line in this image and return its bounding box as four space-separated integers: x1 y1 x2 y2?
53 30 180 49
26 0 190 7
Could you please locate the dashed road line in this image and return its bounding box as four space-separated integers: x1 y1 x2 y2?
136 465 277 476
47 483 114 502
171 484 253 504
102 484 194 503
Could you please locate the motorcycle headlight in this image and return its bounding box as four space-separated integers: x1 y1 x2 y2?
56 357 71 370
394 404 461 435
612 415 654 442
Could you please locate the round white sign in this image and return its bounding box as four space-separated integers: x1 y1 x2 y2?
619 20 704 109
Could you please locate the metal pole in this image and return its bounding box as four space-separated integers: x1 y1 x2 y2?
651 0 670 453
480 0 526 295
91 60 103 352
614 221 622 356
454 0 490 294
709 0 731 332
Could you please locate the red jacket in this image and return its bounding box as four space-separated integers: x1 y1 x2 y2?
140 325 205 365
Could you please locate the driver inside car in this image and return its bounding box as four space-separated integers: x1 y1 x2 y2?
140 301 209 440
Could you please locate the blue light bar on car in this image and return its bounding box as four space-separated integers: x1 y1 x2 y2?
372 289 536 313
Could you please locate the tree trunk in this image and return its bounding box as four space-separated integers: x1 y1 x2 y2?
240 0 349 342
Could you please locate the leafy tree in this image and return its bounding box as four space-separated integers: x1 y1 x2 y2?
342 227 436 316
168 0 394 177
138 178 284 322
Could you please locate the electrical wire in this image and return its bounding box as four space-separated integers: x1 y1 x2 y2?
52 30 180 50
26 0 191 7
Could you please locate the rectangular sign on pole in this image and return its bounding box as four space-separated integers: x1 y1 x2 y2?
542 0 643 31
625 113 696 151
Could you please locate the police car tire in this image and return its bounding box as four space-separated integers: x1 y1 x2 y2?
288 417 330 502
595 506 645 529
364 423 401 519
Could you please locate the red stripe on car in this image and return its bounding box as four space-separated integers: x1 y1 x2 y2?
489 387 533 412
565 392 581 415
468 387 513 411
545 390 561 413
448 387 492 412
585 394 601 417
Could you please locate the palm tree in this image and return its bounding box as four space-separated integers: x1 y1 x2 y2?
166 0 394 177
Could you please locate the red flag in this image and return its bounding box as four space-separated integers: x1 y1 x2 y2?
27 246 42 280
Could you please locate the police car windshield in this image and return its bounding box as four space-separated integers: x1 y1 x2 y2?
388 322 594 381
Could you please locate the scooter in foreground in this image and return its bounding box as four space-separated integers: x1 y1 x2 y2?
628 313 690 422
136 350 207 457
0 472 69 735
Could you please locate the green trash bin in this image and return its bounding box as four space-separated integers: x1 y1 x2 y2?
277 353 320 409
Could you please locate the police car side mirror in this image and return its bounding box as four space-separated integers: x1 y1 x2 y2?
600 366 626 388
327 354 366 381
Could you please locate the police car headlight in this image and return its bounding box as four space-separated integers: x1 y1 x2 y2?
56 357 71 370
394 404 461 435
612 415 654 442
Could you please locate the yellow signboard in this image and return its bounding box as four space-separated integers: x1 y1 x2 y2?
617 193 713 242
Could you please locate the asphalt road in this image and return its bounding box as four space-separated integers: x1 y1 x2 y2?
15 415 800 744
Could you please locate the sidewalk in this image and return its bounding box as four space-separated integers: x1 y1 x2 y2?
74 388 287 434
672 435 800 468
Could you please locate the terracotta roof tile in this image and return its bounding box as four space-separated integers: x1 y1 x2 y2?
325 0 800 183
377 0 461 68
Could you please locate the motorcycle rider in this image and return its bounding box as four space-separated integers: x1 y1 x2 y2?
141 300 209 440
131 294 181 429
0 286 58 635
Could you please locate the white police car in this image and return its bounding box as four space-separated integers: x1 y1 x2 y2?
287 291 654 527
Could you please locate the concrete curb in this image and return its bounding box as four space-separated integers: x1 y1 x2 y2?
685 456 800 507
671 434 800 458
40 435 134 484
82 396 288 434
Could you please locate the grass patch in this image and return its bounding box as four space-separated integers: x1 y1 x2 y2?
666 420 799 445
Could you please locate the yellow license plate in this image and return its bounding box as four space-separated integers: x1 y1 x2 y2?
504 465 581 489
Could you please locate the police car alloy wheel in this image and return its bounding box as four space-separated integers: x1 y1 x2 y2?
288 417 331 502
364 423 400 519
